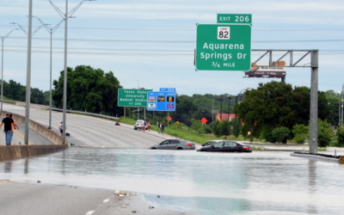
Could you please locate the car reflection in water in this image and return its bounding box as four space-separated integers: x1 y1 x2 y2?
197 140 252 153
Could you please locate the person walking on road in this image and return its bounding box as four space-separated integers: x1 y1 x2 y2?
59 122 65 137
147 121 151 132
161 123 165 134
10 114 19 130
159 122 162 133
0 113 14 145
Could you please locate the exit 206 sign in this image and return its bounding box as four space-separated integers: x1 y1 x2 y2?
195 24 251 71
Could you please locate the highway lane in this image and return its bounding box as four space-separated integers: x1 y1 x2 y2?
3 104 166 148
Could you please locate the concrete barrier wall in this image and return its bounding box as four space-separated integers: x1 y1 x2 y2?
15 101 49 110
1 111 67 145
0 145 68 162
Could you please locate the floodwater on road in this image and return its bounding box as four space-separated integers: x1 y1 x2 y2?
1 148 343 215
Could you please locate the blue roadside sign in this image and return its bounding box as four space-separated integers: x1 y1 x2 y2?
147 91 176 111
160 88 176 92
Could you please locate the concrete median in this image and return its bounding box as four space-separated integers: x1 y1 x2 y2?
0 111 67 145
0 145 68 162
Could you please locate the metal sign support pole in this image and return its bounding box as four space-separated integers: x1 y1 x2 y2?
167 112 169 127
124 107 126 117
309 50 318 154
144 108 146 121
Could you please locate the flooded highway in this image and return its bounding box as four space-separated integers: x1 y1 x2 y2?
1 148 344 215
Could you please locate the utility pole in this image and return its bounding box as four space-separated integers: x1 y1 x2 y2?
227 95 231 120
220 96 223 121
49 0 95 144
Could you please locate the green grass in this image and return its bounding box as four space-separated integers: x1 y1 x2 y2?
251 146 265 151
120 117 263 145
317 147 327 152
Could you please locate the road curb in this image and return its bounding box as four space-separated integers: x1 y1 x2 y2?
290 152 341 164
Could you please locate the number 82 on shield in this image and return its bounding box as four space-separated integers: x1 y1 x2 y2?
217 27 230 40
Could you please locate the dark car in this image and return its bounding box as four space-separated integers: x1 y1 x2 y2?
197 140 252 153
150 139 195 150
201 140 224 147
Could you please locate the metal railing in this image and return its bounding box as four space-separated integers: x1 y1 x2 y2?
51 108 120 120
0 99 16 104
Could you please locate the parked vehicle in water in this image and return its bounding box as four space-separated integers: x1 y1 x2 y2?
197 140 252 153
150 139 195 150
134 120 147 130
201 140 224 147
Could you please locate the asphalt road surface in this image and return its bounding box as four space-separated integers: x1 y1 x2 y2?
0 181 194 215
3 104 166 148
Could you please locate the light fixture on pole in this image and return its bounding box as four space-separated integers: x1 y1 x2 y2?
0 28 19 115
32 16 64 129
49 0 96 144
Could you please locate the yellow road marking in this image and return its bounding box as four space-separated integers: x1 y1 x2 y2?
0 180 11 184
14 130 30 145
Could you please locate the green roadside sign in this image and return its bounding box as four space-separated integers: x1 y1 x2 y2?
195 24 251 71
217 14 252 25
118 89 152 107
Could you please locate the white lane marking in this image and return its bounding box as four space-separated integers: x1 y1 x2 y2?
103 199 110 203
85 211 94 215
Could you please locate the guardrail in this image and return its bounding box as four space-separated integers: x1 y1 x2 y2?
0 99 16 104
51 108 120 120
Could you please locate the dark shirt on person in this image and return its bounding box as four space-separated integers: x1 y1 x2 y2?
2 117 14 132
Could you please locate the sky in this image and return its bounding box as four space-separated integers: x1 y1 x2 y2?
0 0 343 96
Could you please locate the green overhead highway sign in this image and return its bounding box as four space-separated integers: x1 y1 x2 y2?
118 89 152 107
195 24 251 71
217 14 252 25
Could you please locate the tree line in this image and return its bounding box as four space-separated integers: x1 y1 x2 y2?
1 79 49 105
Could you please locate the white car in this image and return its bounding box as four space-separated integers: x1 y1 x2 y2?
134 120 147 130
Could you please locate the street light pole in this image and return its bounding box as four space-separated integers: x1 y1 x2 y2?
33 17 64 129
24 0 33 145
49 0 96 144
0 29 19 114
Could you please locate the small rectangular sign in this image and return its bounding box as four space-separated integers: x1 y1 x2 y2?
160 88 176 92
217 14 252 25
147 91 176 111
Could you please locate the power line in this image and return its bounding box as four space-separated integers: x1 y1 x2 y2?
5 36 344 43
4 49 344 56
2 24 344 32
5 46 344 54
